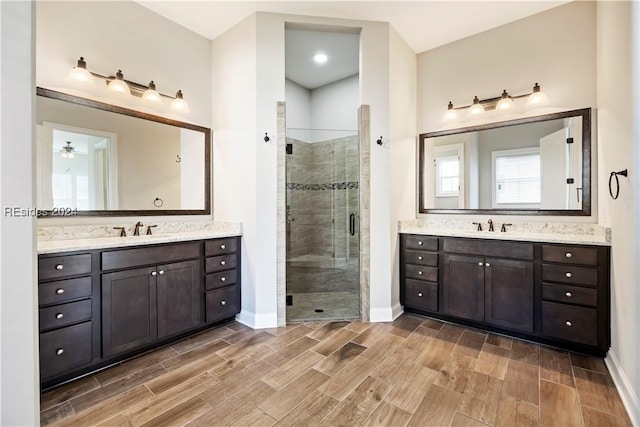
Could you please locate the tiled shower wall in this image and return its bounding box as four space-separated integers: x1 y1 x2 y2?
286 135 359 261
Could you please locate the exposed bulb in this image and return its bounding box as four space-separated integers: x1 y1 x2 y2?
65 57 95 86
107 70 131 95
142 81 163 104
313 53 328 64
526 83 549 107
496 90 514 110
171 90 190 113
442 101 459 123
468 96 485 116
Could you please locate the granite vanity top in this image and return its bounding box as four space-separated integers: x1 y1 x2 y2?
37 221 242 254
399 219 611 246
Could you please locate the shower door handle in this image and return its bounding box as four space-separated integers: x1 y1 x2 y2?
349 214 355 236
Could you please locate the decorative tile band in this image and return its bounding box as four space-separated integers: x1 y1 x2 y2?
286 182 359 191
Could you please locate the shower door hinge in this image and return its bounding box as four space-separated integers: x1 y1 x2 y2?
566 137 574 144
286 143 293 154
566 178 574 184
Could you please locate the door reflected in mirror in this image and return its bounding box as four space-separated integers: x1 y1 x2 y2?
419 109 591 215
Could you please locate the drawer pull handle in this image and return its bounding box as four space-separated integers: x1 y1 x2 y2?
565 252 573 258
55 313 64 320
478 262 484 266
55 264 64 271
56 348 64 356
565 321 572 327
221 277 226 282
565 292 572 297
151 271 157 276
220 244 226 250
158 270 165 275
565 272 573 278
418 292 423 297
417 271 423 276
417 256 423 261
221 260 226 266
418 241 423 246
220 300 227 306
56 288 65 295
485 262 491 267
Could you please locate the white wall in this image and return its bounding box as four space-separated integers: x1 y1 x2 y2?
597 2 640 424
310 74 359 141
284 78 311 141
36 1 213 224
0 1 39 425
389 26 417 317
416 1 597 223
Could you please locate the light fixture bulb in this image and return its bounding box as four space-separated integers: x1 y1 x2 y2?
107 70 131 95
442 101 459 123
142 80 163 104
313 53 328 64
526 83 549 107
65 57 95 86
171 90 190 113
496 90 514 110
468 96 485 116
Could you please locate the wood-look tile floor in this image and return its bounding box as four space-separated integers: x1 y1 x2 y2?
41 315 632 427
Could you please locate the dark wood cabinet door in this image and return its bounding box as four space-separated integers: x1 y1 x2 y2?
443 254 485 321
157 260 202 339
484 258 534 333
101 267 157 357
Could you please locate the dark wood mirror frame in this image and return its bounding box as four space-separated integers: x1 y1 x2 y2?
36 87 211 217
418 108 591 216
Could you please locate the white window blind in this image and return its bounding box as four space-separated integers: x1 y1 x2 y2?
435 155 460 197
494 149 541 205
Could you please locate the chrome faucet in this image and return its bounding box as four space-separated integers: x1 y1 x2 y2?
488 219 494 232
133 221 144 236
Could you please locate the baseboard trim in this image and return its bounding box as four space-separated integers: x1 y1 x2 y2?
235 310 278 329
605 350 640 426
369 303 403 322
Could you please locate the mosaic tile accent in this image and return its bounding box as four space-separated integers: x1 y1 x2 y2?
286 182 359 191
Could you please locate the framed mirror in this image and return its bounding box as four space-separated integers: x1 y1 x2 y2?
36 88 211 217
419 108 591 215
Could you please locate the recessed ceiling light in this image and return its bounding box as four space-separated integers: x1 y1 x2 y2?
313 53 328 64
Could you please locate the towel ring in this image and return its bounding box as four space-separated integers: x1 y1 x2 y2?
609 169 628 200
153 197 164 208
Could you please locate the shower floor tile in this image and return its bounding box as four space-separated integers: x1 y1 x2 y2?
286 291 360 322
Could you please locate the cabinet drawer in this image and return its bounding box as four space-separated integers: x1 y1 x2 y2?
39 254 91 281
205 254 237 273
443 238 533 260
541 301 597 346
206 270 238 290
404 235 438 251
39 321 92 379
39 277 92 306
542 283 597 307
205 238 238 257
542 245 598 266
405 280 438 312
542 264 598 287
404 250 438 267
206 286 240 323
405 265 438 282
101 242 200 271
39 300 92 332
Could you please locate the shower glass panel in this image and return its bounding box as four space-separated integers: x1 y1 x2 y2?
286 128 360 321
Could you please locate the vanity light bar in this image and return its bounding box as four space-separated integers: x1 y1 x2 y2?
443 83 549 123
66 57 190 114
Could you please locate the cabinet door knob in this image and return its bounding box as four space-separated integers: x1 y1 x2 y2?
417 256 423 261
55 264 64 271
151 271 157 276
485 262 491 267
565 292 572 297
565 272 573 278
418 241 423 246
56 288 65 295
55 313 64 320
220 244 226 250
220 276 226 282
418 292 423 297
478 262 484 266
417 271 423 275
56 348 64 356
565 321 572 327
220 300 227 306
565 252 573 258
158 270 165 275
221 260 226 266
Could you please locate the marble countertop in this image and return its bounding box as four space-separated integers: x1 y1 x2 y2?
37 222 242 254
399 220 611 246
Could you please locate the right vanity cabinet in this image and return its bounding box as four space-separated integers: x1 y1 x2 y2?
400 234 610 355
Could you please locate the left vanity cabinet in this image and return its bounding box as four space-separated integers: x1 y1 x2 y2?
38 236 241 389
